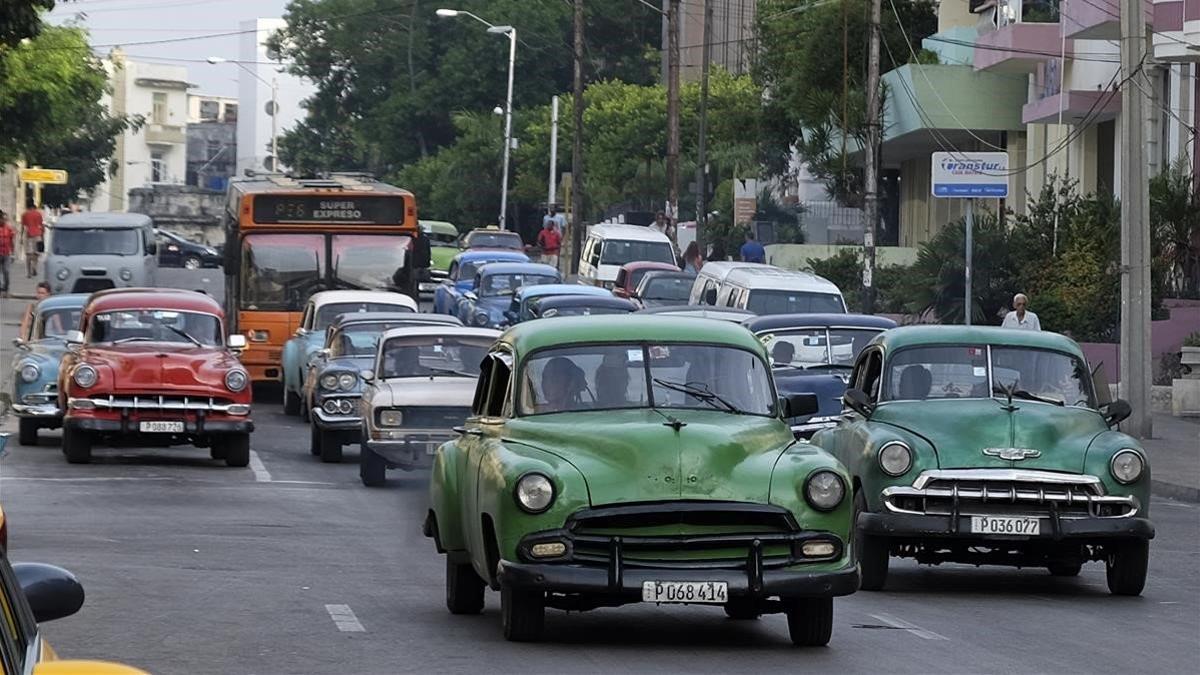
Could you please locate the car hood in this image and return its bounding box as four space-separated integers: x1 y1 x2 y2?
505 409 793 506
773 368 852 419
869 399 1108 472
19 339 70 365
79 343 240 393
370 376 477 407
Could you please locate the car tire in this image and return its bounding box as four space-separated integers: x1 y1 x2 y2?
283 388 300 416
309 423 321 456
500 584 544 642
360 445 386 487
723 599 760 620
300 393 311 423
1047 562 1082 577
1105 539 1149 596
183 255 202 270
210 444 229 461
318 429 343 463
854 490 889 591
445 558 485 615
17 418 39 446
223 434 251 468
784 597 833 647
62 427 92 464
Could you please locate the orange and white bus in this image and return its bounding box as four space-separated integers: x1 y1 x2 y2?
222 173 418 383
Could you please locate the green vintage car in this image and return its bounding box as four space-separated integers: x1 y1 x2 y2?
424 316 858 644
422 220 460 292
813 326 1154 595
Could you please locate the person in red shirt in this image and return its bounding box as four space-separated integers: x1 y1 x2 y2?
0 211 15 296
536 220 562 269
20 202 44 278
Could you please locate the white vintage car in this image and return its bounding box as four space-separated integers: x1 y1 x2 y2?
358 325 501 486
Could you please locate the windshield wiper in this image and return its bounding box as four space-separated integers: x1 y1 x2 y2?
112 336 154 344
652 378 740 414
800 362 853 370
163 324 202 347
425 364 475 378
993 385 1063 406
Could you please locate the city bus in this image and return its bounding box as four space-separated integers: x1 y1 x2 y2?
222 173 418 383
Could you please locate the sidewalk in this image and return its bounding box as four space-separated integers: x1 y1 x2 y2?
1143 413 1200 502
2 267 40 300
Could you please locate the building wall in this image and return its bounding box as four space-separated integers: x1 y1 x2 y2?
236 18 314 175
127 184 226 245
675 0 756 82
188 94 238 124
186 122 237 191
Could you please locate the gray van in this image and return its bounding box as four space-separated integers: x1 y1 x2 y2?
44 213 158 294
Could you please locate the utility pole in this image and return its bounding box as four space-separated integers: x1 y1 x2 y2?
548 95 559 207
695 0 712 251
569 0 586 274
1119 0 1152 438
861 0 882 314
666 0 681 241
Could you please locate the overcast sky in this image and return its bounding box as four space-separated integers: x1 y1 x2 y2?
50 0 292 98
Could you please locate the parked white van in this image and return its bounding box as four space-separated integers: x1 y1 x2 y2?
578 224 676 289
713 266 847 315
687 260 773 305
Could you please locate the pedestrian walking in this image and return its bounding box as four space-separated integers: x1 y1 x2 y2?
739 230 766 264
20 201 44 278
681 241 703 273
0 211 15 297
536 219 562 268
1001 293 1041 331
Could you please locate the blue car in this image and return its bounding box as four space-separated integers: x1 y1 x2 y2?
743 313 897 437
527 294 638 319
456 262 560 328
9 294 88 446
503 283 613 325
433 250 529 316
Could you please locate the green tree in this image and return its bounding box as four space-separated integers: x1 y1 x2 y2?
1150 158 1200 299
0 0 58 48
393 111 504 227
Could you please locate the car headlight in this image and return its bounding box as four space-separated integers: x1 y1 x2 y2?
205 247 218 256
337 372 356 390
119 268 133 281
514 473 555 513
1110 449 1145 484
225 369 248 392
55 268 70 280
474 311 490 327
803 470 846 511
73 364 98 389
878 441 913 477
379 410 404 427
323 399 340 415
320 373 339 390
18 362 40 383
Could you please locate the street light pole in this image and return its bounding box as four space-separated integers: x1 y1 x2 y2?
207 56 279 172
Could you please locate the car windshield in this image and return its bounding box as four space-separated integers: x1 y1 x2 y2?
764 328 883 368
89 309 222 346
479 273 558 297
333 323 400 357
884 345 1094 407
316 302 413 330
241 234 325 311
53 228 140 256
37 307 82 339
519 343 774 416
640 275 693 301
377 335 492 379
331 234 412 290
466 231 523 249
745 290 845 315
599 239 676 266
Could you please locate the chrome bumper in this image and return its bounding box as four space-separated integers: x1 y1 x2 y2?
312 407 362 427
69 395 250 416
365 430 456 454
882 469 1141 519
12 402 61 417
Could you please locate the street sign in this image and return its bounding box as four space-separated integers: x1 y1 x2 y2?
931 152 1008 198
733 177 757 226
18 168 68 184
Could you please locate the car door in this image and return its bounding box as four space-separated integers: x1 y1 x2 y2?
462 349 513 576
158 232 182 267
824 346 884 476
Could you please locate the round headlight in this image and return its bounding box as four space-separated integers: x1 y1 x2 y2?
320 373 339 390
323 399 340 415
474 311 490 327
119 268 133 281
804 470 846 511
1110 449 1145 484
19 362 40 383
878 441 913 477
73 364 98 389
338 399 354 414
515 473 555 513
55 268 70 280
225 369 248 392
337 373 356 390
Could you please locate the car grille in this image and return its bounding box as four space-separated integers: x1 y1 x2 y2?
397 406 470 428
72 278 115 293
70 394 248 415
883 469 1139 519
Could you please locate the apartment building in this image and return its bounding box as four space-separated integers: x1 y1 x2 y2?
187 94 239 191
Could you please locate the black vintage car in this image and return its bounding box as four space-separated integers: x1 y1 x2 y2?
156 229 222 269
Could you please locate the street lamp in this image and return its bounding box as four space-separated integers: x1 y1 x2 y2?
206 56 279 172
437 8 516 231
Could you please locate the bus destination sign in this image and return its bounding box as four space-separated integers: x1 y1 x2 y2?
252 195 406 224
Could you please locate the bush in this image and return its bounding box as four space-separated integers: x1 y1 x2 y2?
806 248 913 314
1184 331 1200 348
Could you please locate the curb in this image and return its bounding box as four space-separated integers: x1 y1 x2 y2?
1151 479 1200 503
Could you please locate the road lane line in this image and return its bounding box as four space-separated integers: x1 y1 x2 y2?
869 613 950 640
324 604 365 632
249 450 271 482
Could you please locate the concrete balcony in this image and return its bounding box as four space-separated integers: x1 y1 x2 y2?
974 21 1070 73
1152 0 1200 61
1062 0 1153 40
1022 89 1121 125
145 123 185 145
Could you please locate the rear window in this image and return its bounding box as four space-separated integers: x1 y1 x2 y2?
600 239 675 266
745 290 845 315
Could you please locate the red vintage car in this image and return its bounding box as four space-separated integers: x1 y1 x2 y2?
611 260 681 300
58 288 253 466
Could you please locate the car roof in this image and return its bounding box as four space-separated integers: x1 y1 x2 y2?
533 295 638 310
86 288 223 315
36 293 89 311
476 262 559 276
744 313 897 332
379 325 502 342
696 260 772 281
52 212 153 229
723 266 842 293
876 325 1086 358
420 220 458 235
502 315 762 355
467 228 521 238
636 305 757 321
330 312 459 329
639 270 696 285
454 250 529 264
620 261 679 272
515 284 611 300
308 290 418 310
586 223 673 242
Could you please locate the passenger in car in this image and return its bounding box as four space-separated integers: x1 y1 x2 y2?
897 365 932 400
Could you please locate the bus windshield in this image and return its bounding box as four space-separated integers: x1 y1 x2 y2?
332 234 412 290
241 234 325 311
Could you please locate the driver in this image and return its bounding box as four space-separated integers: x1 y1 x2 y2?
771 340 795 367
387 345 424 378
539 357 587 412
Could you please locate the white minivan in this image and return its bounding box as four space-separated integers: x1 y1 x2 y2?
578 224 676 289
711 266 847 315
687 260 773 305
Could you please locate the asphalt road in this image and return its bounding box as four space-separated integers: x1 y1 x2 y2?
1 276 1198 674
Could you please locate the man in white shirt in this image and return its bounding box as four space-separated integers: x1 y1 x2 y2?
1001 293 1041 330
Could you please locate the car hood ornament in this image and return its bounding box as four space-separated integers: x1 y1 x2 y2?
983 447 1042 461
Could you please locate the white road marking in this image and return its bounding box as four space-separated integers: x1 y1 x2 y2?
0 476 180 482
248 450 271 482
325 604 365 632
869 613 950 641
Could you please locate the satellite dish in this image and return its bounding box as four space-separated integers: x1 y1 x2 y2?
264 101 278 116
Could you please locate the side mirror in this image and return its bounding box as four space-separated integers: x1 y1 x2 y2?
464 291 477 301
1101 399 1132 428
780 392 819 419
65 330 84 345
842 388 874 417
360 369 375 383
295 327 308 337
12 337 27 349
13 563 85 623
703 287 717 305
226 334 247 350
146 242 157 256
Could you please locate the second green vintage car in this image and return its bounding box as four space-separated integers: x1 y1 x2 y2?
813 326 1155 595
424 316 858 644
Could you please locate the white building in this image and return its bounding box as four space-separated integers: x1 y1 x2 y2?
235 18 314 175
188 94 239 125
91 48 192 212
